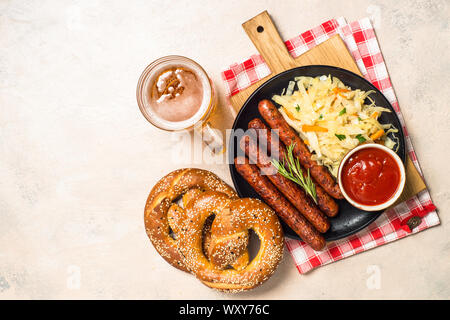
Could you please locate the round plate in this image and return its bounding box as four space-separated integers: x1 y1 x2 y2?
228 65 406 241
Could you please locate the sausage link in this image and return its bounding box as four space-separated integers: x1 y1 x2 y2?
258 100 344 199
248 118 339 217
240 135 330 233
234 156 326 251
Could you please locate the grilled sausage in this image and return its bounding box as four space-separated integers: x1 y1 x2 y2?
234 156 326 251
240 135 330 233
248 118 339 217
258 99 344 199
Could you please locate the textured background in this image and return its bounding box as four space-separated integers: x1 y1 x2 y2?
0 0 449 299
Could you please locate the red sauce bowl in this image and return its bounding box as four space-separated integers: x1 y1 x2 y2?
337 144 406 211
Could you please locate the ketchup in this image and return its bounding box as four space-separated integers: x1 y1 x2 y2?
341 147 401 206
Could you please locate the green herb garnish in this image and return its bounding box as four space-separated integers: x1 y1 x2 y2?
318 114 323 120
339 108 347 116
295 104 300 112
335 134 346 141
271 144 317 204
358 116 362 121
356 134 366 143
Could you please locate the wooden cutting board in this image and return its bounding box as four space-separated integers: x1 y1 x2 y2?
228 10 425 204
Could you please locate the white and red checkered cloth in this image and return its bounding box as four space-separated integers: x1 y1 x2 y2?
222 17 439 274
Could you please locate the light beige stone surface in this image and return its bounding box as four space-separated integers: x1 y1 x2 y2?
0 0 449 299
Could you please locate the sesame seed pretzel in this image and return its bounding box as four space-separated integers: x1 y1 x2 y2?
177 191 284 292
144 168 249 272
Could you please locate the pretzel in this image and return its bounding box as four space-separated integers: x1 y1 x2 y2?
144 168 249 271
177 191 284 292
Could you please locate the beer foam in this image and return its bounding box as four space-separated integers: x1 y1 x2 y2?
142 60 212 131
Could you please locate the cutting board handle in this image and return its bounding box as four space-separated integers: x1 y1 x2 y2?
242 11 297 74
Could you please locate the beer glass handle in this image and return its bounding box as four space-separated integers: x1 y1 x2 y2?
194 121 224 154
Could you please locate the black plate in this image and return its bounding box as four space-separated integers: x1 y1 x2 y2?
228 65 406 241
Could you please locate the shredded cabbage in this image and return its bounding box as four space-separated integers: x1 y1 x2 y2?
273 75 398 177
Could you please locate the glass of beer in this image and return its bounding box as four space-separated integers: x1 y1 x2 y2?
136 56 223 152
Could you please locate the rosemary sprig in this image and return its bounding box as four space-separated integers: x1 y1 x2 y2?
271 143 317 204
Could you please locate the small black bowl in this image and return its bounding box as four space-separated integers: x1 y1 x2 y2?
228 65 405 241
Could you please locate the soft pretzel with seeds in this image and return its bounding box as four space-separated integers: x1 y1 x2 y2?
144 168 250 272
177 191 284 292
144 168 284 291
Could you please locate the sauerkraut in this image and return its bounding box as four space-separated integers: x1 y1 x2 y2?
272 75 398 177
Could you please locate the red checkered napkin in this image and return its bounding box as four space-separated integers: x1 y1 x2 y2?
222 17 439 274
